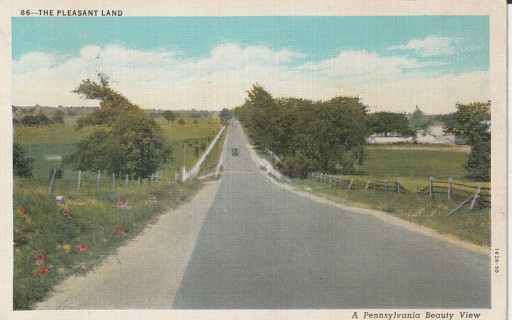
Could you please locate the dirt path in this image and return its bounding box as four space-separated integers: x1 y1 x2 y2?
36 179 222 310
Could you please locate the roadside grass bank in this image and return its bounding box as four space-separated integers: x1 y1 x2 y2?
13 116 223 310
290 178 489 247
269 144 489 247
198 128 227 177
13 178 202 310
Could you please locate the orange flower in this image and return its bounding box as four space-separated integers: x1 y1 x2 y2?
18 207 26 216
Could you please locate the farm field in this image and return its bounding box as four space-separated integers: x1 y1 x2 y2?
13 115 224 309
350 144 488 190
290 144 490 247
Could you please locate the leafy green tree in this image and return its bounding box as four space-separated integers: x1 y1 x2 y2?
369 111 415 137
408 106 434 132
242 84 276 149
13 141 33 178
177 118 186 125
236 85 371 177
20 113 53 126
219 108 233 124
66 77 171 179
433 113 455 129
73 79 140 128
445 101 490 181
162 110 177 122
411 105 424 119
52 110 65 124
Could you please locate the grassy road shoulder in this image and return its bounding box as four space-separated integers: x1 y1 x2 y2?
13 116 225 309
257 143 490 247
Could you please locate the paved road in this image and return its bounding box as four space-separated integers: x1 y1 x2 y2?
172 121 490 309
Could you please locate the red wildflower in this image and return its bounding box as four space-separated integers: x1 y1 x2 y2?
113 226 128 235
60 210 73 218
77 244 90 253
33 268 44 276
18 207 26 216
35 254 46 264
116 200 131 209
33 264 52 276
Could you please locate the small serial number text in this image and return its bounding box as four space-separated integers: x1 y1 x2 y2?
494 248 500 273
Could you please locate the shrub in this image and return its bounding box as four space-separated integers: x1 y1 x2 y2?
13 141 33 178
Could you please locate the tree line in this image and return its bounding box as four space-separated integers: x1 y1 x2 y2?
235 84 491 181
12 80 490 182
236 85 370 178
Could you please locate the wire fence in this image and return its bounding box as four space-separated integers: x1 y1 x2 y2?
22 170 179 197
21 126 227 197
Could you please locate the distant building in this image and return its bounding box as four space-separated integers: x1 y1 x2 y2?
367 124 457 145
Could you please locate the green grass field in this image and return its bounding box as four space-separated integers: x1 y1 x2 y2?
158 117 222 173
348 144 487 190
15 117 222 181
358 145 468 178
13 115 224 309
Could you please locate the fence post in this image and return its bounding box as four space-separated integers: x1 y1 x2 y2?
365 181 370 190
347 179 354 190
469 187 481 210
137 177 141 185
429 177 434 198
397 180 401 194
125 174 129 186
112 173 116 189
96 170 101 189
447 195 474 217
448 178 452 200
77 170 82 193
384 180 388 192
48 168 57 195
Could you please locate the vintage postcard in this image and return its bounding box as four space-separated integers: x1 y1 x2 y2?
0 0 507 319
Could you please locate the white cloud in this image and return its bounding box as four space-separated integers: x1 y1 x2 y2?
12 43 487 113
388 36 460 57
13 52 65 73
301 50 446 83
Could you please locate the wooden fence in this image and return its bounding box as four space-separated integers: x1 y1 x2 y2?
308 172 490 209
309 173 411 194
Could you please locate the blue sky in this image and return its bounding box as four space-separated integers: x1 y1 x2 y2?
12 16 489 112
